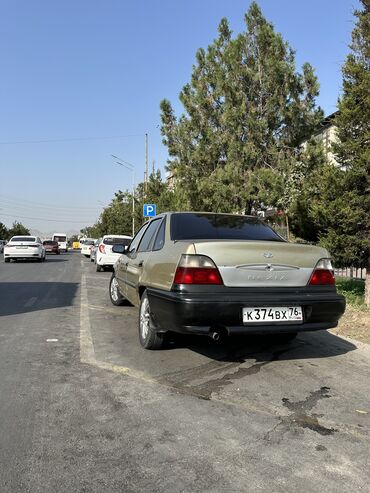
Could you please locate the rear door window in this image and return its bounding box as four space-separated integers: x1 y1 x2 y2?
137 219 162 253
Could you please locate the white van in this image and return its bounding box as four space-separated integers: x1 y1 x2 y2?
52 233 68 253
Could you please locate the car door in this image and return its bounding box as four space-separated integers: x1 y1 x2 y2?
115 223 149 299
125 218 163 305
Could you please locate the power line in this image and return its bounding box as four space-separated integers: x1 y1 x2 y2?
0 212 97 224
0 194 105 211
0 134 145 145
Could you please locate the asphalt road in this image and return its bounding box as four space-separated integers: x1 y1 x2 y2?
0 251 369 492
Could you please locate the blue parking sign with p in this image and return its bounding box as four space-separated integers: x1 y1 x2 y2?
143 204 156 217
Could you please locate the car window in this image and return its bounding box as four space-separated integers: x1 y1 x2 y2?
103 237 131 246
11 236 36 242
127 223 149 255
170 213 284 242
153 219 166 251
137 219 162 253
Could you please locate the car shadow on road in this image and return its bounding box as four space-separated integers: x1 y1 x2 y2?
164 330 356 363
0 282 79 316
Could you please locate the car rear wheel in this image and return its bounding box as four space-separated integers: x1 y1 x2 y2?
4 258 10 263
96 264 102 272
109 274 125 306
138 290 164 350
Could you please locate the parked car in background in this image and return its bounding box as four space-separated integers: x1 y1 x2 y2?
43 240 60 255
80 238 96 257
96 235 132 272
109 212 346 350
4 236 46 262
90 239 100 263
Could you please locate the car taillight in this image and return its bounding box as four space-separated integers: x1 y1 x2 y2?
173 254 223 285
308 259 335 285
99 244 105 254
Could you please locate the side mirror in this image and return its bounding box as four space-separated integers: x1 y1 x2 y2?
112 244 127 254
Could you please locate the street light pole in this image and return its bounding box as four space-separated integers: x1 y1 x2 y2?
111 155 135 237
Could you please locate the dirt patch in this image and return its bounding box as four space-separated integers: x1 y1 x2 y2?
330 305 370 345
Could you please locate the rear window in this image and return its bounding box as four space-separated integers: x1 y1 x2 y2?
11 236 36 242
170 213 284 242
84 240 95 246
54 235 66 242
43 240 57 245
103 237 131 246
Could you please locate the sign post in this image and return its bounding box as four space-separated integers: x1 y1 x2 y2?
143 204 156 218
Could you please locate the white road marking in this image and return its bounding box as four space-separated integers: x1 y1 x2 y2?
24 297 37 307
46 339 59 342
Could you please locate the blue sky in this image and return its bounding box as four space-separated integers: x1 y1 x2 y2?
0 0 359 234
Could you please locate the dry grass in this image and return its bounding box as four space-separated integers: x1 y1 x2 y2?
331 305 370 345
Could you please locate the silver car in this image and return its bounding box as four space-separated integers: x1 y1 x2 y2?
110 212 346 349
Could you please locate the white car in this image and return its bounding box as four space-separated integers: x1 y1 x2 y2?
80 238 96 257
4 236 46 262
96 234 132 272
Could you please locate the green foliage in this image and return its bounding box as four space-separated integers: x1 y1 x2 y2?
0 222 8 239
308 1 370 270
7 221 30 238
336 278 367 309
160 2 323 214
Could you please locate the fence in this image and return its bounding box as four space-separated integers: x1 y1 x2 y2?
334 267 366 280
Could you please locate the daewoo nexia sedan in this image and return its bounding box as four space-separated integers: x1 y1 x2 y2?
4 236 46 262
109 212 345 350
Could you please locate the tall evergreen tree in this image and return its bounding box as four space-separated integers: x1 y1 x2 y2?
160 2 323 214
313 0 369 304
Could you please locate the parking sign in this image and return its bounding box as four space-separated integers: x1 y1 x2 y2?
143 204 156 217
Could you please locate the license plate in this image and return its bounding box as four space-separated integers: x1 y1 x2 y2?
16 246 27 249
243 306 303 324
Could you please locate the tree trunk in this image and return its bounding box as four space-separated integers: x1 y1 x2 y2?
365 266 370 307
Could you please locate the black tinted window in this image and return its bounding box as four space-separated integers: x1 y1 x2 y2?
103 237 131 246
128 223 149 254
170 213 283 241
153 219 165 251
137 219 161 252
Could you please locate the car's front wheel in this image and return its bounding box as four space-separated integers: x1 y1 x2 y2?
109 274 125 306
138 290 164 350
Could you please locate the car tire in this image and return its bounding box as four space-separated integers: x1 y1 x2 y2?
57 251 60 255
4 258 10 263
96 264 102 272
138 290 164 350
109 273 125 306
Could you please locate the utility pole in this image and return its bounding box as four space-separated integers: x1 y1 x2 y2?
145 133 148 194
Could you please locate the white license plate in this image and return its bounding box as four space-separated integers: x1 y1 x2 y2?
16 246 27 249
243 306 303 324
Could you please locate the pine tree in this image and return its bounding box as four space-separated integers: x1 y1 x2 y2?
322 0 370 304
160 2 323 215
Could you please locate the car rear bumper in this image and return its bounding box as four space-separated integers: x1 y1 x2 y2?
4 252 43 259
146 287 346 335
96 253 119 266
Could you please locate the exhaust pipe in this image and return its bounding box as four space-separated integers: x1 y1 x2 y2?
209 331 220 341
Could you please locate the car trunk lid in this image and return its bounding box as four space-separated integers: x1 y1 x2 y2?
192 240 329 287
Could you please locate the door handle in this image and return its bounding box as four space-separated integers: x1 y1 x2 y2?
137 261 144 267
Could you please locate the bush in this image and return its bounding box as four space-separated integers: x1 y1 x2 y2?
336 278 367 309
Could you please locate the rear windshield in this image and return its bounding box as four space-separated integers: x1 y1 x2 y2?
54 235 66 242
83 240 95 245
103 237 131 246
43 240 57 245
170 213 284 242
11 236 36 242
